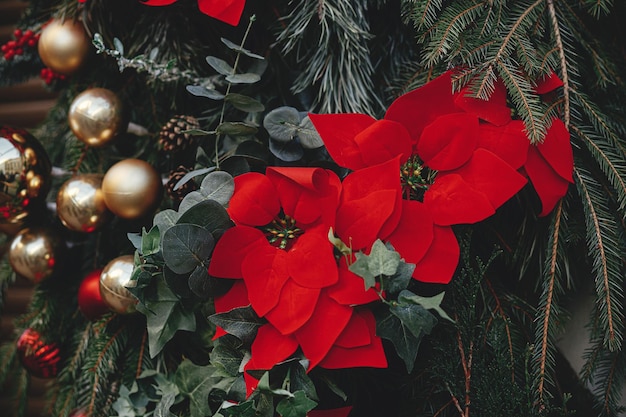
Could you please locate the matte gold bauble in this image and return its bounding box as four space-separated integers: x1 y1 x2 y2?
0 126 51 224
37 19 90 75
102 159 162 219
68 88 128 147
8 227 65 283
99 255 137 314
56 174 110 232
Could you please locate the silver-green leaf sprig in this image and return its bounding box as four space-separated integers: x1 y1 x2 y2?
263 106 324 162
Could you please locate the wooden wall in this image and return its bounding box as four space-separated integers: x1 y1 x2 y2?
0 0 57 415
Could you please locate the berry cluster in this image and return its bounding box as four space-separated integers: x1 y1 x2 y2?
40 67 66 85
1 28 39 61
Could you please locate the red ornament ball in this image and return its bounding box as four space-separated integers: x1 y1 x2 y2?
77 268 109 321
16 328 61 378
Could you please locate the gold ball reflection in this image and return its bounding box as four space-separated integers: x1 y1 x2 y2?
68 88 128 147
8 228 64 283
99 255 137 314
57 174 110 232
37 19 90 75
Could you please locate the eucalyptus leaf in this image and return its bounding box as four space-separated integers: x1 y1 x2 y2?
216 122 258 136
221 156 251 178
199 171 236 203
154 209 179 238
113 37 124 54
163 266 193 298
225 93 265 112
221 37 264 60
263 106 301 142
186 85 225 100
162 224 214 274
206 56 234 75
173 167 215 191
297 116 324 149
209 306 264 345
225 73 261 84
188 264 212 299
269 138 304 162
149 47 159 61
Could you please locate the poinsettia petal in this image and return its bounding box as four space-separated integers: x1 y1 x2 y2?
334 308 371 348
318 309 387 369
385 71 460 144
337 158 402 250
208 226 266 278
327 257 380 306
265 280 321 335
308 406 353 417
478 120 529 169
140 0 177 5
228 172 280 226
267 167 341 226
213 281 249 339
354 120 413 166
245 324 299 371
198 0 246 26
525 147 571 216
295 294 353 369
243 371 259 398
536 118 573 183
424 173 495 226
455 78 511 126
309 113 376 170
241 245 289 317
451 148 527 210
386 200 434 265
534 71 563 95
412 225 459 284
288 228 338 289
417 113 479 171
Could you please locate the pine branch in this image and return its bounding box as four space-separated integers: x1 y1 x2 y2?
547 0 571 127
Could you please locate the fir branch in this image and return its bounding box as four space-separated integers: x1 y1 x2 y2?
547 0 571 127
573 164 625 352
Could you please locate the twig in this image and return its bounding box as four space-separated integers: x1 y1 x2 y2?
547 0 570 128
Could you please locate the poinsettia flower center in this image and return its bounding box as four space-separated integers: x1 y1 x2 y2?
263 212 304 250
400 154 436 201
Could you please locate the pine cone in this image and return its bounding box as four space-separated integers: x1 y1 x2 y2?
166 166 198 202
158 115 200 153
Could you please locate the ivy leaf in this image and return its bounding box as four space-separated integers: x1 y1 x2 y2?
221 37 264 60
381 260 415 296
226 73 261 84
206 56 234 75
297 116 324 149
175 359 219 417
186 85 225 100
211 335 245 377
153 391 176 417
390 299 437 339
209 306 265 345
275 391 317 417
162 224 214 274
216 121 258 136
127 232 142 251
349 252 377 290
225 93 265 113
397 290 454 322
141 226 161 256
126 267 153 305
368 239 401 277
136 277 196 357
287 364 318 402
263 106 301 142
220 401 257 417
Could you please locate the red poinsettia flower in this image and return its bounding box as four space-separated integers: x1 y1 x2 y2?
310 70 527 229
209 167 387 394
78 0 246 26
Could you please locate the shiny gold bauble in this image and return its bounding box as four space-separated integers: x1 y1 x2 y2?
8 228 65 283
68 88 128 147
0 126 51 224
101 159 162 219
37 19 90 75
56 174 110 232
99 255 137 314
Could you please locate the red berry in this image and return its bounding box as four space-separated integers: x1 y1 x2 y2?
27 39 36 47
23 29 33 38
6 40 16 48
15 48 23 55
13 29 22 38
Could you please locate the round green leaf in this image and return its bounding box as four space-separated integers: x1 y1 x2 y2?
298 116 324 149
206 56 234 76
162 224 214 274
225 93 265 113
177 200 233 234
263 106 301 142
186 85 225 100
270 138 304 162
216 121 258 136
225 73 261 84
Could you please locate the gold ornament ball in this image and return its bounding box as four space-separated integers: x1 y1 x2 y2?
102 159 162 219
8 228 65 283
37 19 90 75
99 255 137 314
68 88 128 147
0 126 51 224
56 174 111 232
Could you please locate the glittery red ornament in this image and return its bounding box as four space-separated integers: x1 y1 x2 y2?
16 328 61 378
77 268 109 321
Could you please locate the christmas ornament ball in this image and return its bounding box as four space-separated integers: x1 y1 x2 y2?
8 227 65 283
0 126 51 224
78 268 109 320
37 19 90 75
57 174 110 232
68 88 128 147
99 255 137 314
101 159 162 219
16 328 61 378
